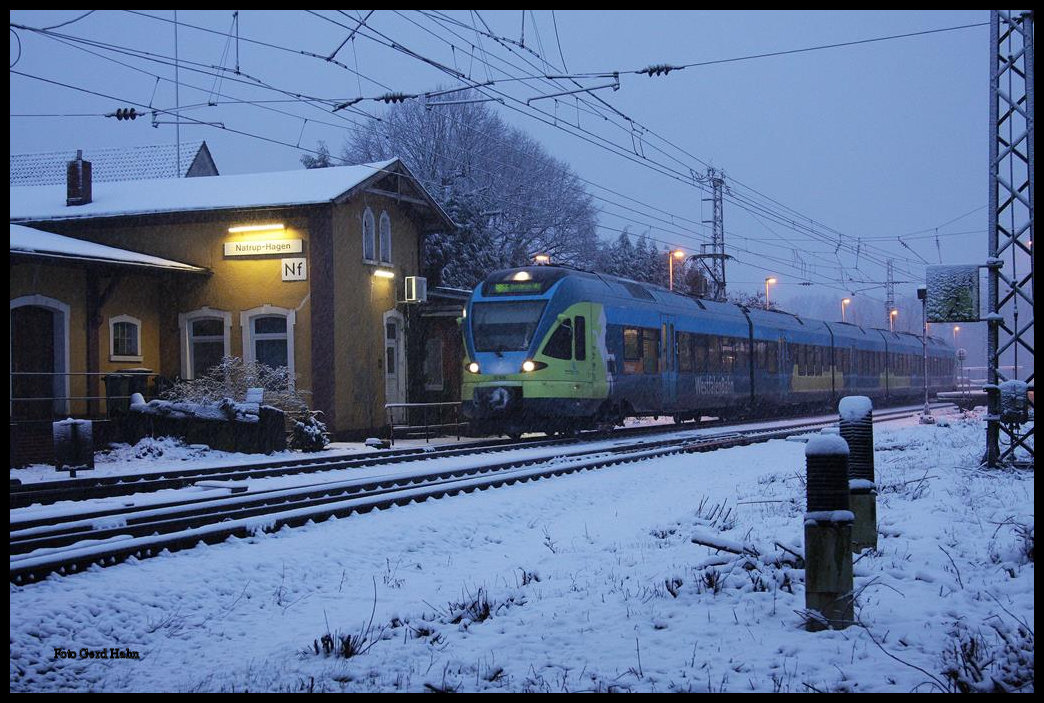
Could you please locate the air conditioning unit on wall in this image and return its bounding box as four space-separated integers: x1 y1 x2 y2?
404 275 428 303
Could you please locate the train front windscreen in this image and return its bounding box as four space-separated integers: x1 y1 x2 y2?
470 300 547 352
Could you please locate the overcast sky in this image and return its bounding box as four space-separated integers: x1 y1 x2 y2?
10 10 995 324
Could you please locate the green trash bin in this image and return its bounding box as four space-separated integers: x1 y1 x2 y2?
104 368 152 417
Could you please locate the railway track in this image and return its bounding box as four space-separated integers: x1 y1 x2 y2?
8 405 933 508
9 420 729 509
9 405 943 584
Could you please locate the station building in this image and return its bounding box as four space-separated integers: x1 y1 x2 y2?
10 151 462 456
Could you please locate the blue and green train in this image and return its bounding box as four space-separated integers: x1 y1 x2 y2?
460 265 956 437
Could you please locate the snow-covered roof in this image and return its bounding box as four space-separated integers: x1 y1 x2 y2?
10 141 218 187
10 159 402 223
10 223 207 273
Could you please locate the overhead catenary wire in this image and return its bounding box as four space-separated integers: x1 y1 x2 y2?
10 9 922 288
10 10 981 303
376 11 945 283
20 7 947 286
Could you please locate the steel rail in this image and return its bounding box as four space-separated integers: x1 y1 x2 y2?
9 405 937 584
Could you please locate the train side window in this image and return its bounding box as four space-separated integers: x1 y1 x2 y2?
574 316 586 360
756 341 765 371
721 339 734 373
736 339 749 372
623 328 640 361
706 337 720 373
543 320 573 360
694 335 708 373
642 328 660 374
623 327 641 374
678 332 693 372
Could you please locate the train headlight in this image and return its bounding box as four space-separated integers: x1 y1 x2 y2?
521 359 547 373
467 361 480 374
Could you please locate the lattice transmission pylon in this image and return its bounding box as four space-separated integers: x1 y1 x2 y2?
986 10 1034 467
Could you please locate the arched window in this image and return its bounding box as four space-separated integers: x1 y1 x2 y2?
379 211 392 264
178 308 231 380
362 207 376 262
109 314 143 362
241 305 296 382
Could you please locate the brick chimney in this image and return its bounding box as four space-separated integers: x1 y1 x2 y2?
66 150 92 206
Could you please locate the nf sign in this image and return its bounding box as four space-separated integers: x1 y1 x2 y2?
281 258 307 281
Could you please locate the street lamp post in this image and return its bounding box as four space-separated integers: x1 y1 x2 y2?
668 249 685 291
841 297 851 323
764 277 777 308
889 309 898 332
917 286 933 423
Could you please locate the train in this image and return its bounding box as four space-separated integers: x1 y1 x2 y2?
459 264 956 438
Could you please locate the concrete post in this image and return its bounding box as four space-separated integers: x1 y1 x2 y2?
804 433 854 630
839 396 877 552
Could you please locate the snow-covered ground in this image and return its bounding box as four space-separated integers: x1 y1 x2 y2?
9 408 1034 692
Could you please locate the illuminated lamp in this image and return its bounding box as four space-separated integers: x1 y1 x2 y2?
227 223 285 233
373 269 395 279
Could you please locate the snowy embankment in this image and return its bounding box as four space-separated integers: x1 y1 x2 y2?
9 410 1034 692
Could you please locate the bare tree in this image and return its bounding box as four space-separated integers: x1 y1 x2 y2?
313 95 599 287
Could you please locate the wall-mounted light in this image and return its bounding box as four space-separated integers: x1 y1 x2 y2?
373 269 395 279
228 223 286 233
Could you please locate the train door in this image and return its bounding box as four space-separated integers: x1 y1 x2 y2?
543 305 595 388
661 315 677 408
572 304 595 387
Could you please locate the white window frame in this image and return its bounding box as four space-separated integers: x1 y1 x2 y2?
109 314 143 362
378 210 392 264
178 307 231 380
240 305 296 382
362 207 376 263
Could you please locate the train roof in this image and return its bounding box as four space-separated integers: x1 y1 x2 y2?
479 265 743 314
475 266 954 354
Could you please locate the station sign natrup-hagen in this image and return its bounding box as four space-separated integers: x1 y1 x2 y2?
223 239 303 257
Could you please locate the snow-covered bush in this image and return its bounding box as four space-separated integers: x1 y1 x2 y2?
163 357 327 450
291 411 330 452
163 357 303 411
